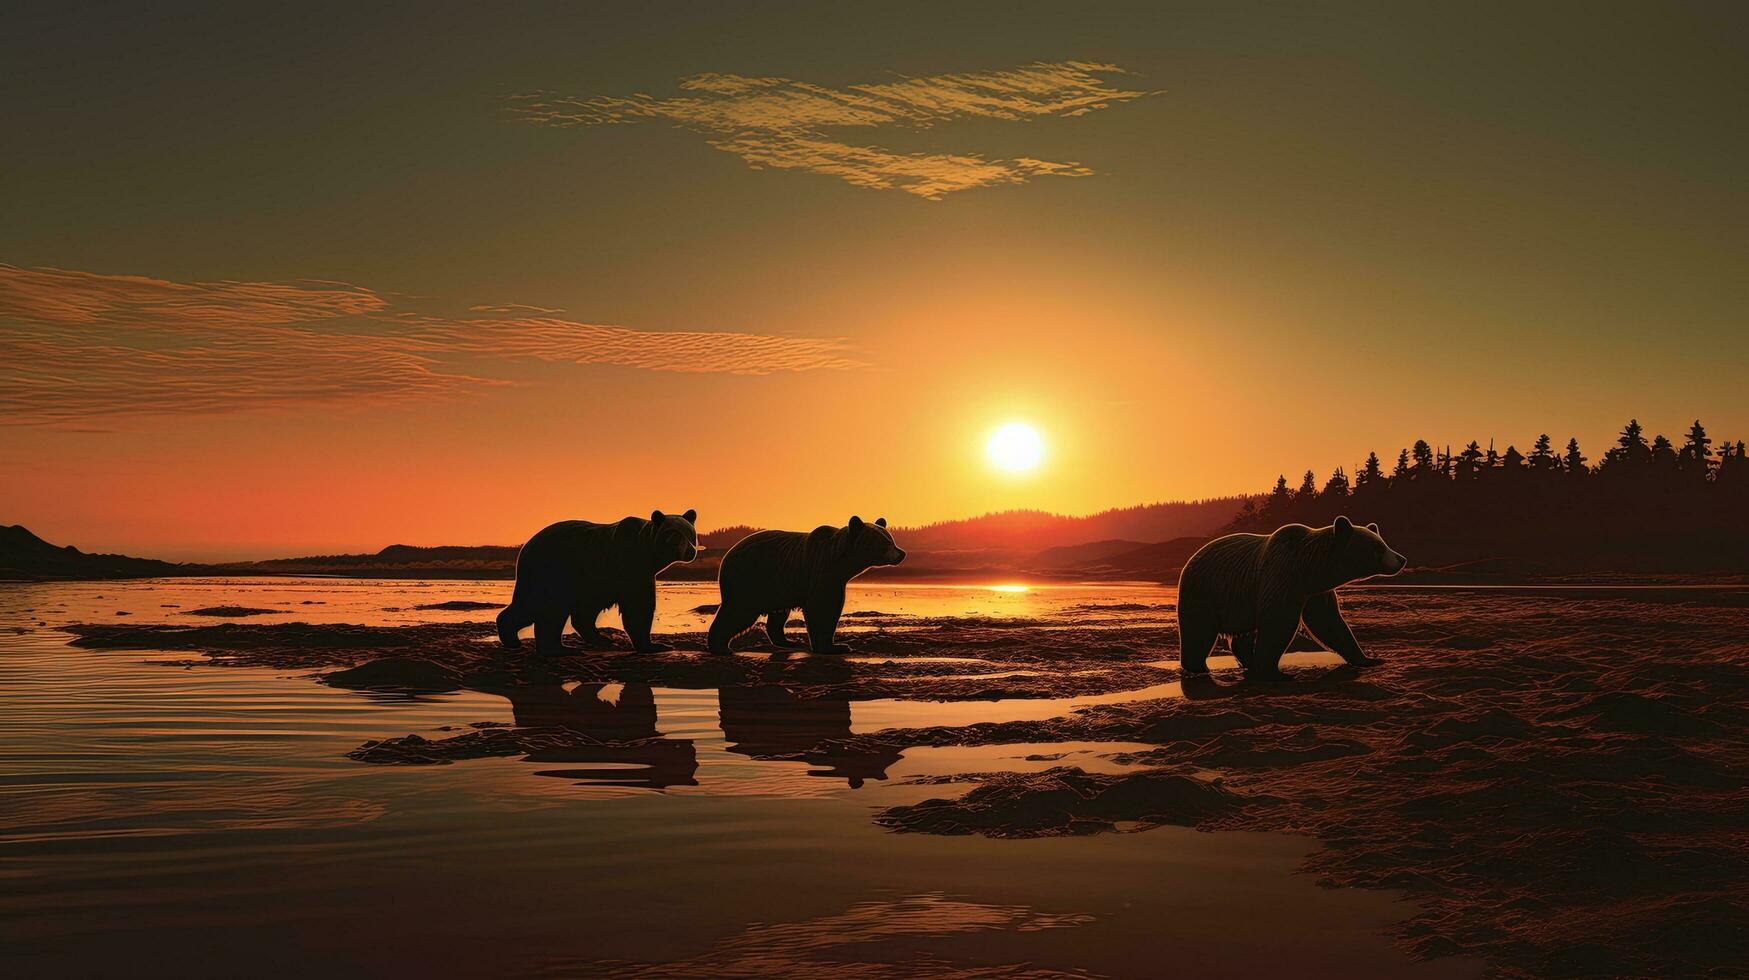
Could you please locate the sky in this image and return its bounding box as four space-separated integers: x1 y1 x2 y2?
2 1 1744 560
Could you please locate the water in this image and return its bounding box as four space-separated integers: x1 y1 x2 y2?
0 579 1479 978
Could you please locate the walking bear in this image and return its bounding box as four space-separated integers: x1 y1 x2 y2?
709 516 905 655
1177 517 1406 680
497 510 699 655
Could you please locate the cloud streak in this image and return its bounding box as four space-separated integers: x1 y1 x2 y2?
0 264 863 425
507 61 1154 198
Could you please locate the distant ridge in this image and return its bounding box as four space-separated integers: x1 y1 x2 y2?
236 543 522 577
702 498 1252 552
0 524 207 580
0 505 1242 583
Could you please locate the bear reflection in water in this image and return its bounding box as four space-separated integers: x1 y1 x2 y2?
718 685 902 789
502 683 699 790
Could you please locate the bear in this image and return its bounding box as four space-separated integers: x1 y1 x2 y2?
708 516 905 656
496 509 698 656
1176 516 1406 681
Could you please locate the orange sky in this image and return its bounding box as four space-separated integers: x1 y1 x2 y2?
2 4 1745 560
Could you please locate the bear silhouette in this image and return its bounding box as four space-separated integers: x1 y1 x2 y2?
1177 516 1406 680
718 685 902 788
708 516 904 656
504 683 698 789
497 510 698 655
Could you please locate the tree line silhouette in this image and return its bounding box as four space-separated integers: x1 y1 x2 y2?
1225 419 1749 575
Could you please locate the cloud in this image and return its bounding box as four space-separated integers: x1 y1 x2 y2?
466 303 564 315
507 61 1155 199
0 265 386 327
0 264 864 425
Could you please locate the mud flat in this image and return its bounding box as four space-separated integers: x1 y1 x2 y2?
67 586 1749 977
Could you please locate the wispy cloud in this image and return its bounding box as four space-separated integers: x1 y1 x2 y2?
0 264 863 425
507 61 1155 199
466 302 564 315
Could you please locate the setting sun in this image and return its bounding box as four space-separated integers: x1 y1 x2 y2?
987 423 1046 473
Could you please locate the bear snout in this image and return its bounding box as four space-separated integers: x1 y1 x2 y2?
1384 551 1407 574
887 547 906 565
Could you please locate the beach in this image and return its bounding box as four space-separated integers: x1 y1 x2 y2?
3 578 1744 977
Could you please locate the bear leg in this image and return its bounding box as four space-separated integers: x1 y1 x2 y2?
1177 610 1217 675
1303 591 1379 666
571 605 610 648
1246 608 1300 682
1230 632 1256 670
765 608 803 649
804 592 850 654
619 598 664 651
708 602 761 656
620 587 670 654
533 609 570 656
497 603 534 650
1252 605 1308 682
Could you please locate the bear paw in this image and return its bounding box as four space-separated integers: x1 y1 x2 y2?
633 641 673 654
812 643 853 655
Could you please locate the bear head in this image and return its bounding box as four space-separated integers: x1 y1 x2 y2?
840 515 905 573
647 508 700 566
1330 515 1407 582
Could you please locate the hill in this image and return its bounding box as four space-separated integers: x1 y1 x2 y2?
0 525 208 581
226 543 523 579
1043 536 1211 580
701 499 1250 554
895 499 1248 551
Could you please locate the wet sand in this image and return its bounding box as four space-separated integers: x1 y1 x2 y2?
9 579 1747 976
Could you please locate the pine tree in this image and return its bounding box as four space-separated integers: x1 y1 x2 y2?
1528 433 1556 471
1393 448 1411 480
1563 437 1587 475
1680 419 1713 473
1715 441 1748 486
1322 467 1350 498
1357 452 1384 490
1411 440 1434 475
1456 440 1484 478
1650 434 1678 472
1604 418 1651 471
1502 444 1526 470
1266 474 1291 512
1295 469 1317 501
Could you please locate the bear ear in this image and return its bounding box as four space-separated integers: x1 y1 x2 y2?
684 509 697 524
651 510 665 524
875 517 887 528
1367 522 1379 533
849 515 863 529
1334 515 1352 539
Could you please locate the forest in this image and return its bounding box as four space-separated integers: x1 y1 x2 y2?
1225 419 1749 575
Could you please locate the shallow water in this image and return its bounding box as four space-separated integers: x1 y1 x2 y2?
0 579 1480 978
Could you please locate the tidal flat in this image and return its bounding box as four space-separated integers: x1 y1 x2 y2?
5 578 1744 977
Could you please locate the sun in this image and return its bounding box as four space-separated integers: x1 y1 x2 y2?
986 422 1045 473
